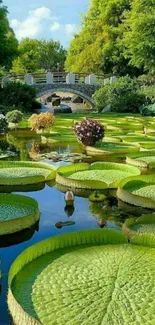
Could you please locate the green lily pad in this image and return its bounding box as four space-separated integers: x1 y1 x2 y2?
56 162 140 190
0 161 56 185
8 229 155 325
0 193 39 235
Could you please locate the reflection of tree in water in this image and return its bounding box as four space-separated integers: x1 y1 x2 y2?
7 133 30 161
89 200 122 228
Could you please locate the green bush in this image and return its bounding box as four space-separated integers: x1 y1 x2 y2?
139 85 155 104
0 82 41 113
139 104 155 116
6 110 23 124
94 76 145 113
0 114 8 134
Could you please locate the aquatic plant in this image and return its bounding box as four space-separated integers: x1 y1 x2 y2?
0 193 39 235
123 214 155 238
72 118 105 146
117 175 155 209
0 161 56 185
8 229 155 325
56 162 140 190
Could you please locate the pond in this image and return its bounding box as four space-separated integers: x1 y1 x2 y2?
0 124 155 324
0 133 136 324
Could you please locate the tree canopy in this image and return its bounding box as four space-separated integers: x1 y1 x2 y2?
65 0 154 76
0 0 18 70
11 38 67 73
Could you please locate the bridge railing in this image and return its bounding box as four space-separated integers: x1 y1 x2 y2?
0 72 117 86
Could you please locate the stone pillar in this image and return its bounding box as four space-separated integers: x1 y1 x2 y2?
104 78 110 85
46 72 53 84
85 76 89 84
85 75 97 85
66 73 75 84
89 74 97 85
2 76 9 87
24 74 34 85
110 76 117 84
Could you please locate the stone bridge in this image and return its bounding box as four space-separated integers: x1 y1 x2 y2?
2 72 117 108
34 83 101 107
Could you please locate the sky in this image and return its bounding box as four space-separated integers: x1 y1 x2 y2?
3 0 90 48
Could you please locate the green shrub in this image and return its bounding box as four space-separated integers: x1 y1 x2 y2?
138 74 155 86
139 104 155 116
0 114 8 134
139 85 155 104
6 110 23 124
94 76 145 113
0 82 41 112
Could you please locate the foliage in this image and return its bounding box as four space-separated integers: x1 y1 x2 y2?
94 76 145 112
0 161 56 185
8 229 155 325
11 38 67 73
0 114 8 133
6 110 23 124
0 193 39 235
65 0 141 76
139 104 155 117
122 0 155 72
0 82 40 112
29 112 55 132
72 118 105 146
56 162 140 190
0 1 18 70
139 86 155 105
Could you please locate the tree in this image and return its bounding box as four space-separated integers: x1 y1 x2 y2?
0 0 18 70
11 38 67 73
65 0 142 76
122 0 155 73
29 112 55 132
6 110 23 124
11 38 40 73
38 40 67 71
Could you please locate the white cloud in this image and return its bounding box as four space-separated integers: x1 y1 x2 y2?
51 22 61 31
65 24 77 34
10 7 53 39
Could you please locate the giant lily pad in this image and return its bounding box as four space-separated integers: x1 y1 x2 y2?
123 214 155 238
0 193 39 235
86 142 140 156
0 161 56 185
127 155 155 169
8 229 155 325
117 175 155 209
56 162 140 190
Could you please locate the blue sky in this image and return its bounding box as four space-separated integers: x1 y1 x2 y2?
4 0 90 48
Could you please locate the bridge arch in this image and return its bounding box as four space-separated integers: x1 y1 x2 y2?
36 88 94 108
34 84 100 109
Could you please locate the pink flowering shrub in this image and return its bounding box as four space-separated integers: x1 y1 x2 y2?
72 118 105 146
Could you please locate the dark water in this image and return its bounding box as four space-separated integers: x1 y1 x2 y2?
0 134 148 323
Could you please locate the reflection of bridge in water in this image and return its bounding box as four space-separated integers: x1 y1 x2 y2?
1 72 117 108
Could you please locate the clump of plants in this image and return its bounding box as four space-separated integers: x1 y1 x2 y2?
72 118 105 146
0 114 8 134
6 110 23 125
29 112 55 132
94 76 145 113
0 81 41 113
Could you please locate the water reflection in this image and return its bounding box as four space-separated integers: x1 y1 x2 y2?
0 221 39 248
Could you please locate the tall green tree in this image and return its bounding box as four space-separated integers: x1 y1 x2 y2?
38 40 67 71
0 0 18 70
11 38 67 73
65 0 132 75
65 0 143 76
122 0 155 72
